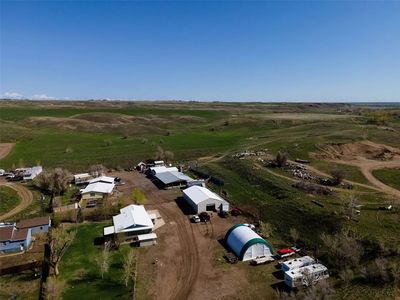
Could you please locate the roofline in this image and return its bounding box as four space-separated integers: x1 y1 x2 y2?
239 238 273 260
224 224 246 241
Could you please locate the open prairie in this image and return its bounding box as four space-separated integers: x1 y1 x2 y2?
0 100 399 300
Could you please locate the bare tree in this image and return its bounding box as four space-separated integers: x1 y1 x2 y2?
123 249 137 288
155 146 165 161
48 227 76 276
164 150 174 163
330 169 345 185
89 164 107 177
34 168 72 196
276 151 287 167
342 192 360 220
259 221 274 238
289 228 299 246
96 244 111 279
43 276 65 300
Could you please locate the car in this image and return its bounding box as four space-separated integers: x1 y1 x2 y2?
191 215 201 223
199 212 211 222
8 175 23 182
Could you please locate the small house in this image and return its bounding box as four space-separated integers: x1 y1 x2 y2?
0 224 32 254
17 216 51 235
80 176 115 200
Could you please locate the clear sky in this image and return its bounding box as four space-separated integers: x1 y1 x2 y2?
1 1 399 102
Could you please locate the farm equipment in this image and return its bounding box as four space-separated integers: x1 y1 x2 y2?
225 252 238 264
250 256 275 266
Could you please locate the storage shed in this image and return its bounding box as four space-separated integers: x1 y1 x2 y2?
182 186 229 214
225 224 273 261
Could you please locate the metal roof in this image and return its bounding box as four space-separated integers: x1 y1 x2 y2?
281 256 316 271
88 176 115 184
155 171 193 185
285 263 328 279
137 233 157 241
112 204 154 233
80 181 115 194
182 186 227 205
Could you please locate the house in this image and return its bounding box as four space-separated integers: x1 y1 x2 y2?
17 216 51 235
103 204 157 246
80 176 115 200
22 166 43 180
182 186 229 213
0 223 32 254
281 256 316 272
225 224 273 261
73 173 93 185
154 170 193 188
284 263 329 288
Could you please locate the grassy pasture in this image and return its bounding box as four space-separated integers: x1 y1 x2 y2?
0 186 21 214
372 168 400 191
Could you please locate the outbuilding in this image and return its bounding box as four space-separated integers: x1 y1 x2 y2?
17 216 51 235
183 186 229 213
225 224 273 261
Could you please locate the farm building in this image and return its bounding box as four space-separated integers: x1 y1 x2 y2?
0 224 32 254
182 186 229 213
225 224 273 261
154 170 194 188
148 166 178 176
17 216 51 235
281 256 316 272
284 263 329 288
103 204 157 246
74 173 93 185
80 176 115 200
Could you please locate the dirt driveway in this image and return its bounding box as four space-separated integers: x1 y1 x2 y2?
0 143 14 160
0 179 34 221
110 171 252 300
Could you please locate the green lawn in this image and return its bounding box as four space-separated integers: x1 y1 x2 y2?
0 186 21 214
372 168 400 191
312 161 369 185
59 223 134 300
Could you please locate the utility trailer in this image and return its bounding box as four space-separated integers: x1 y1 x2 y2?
250 255 275 266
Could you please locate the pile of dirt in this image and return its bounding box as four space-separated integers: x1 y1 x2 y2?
313 141 400 161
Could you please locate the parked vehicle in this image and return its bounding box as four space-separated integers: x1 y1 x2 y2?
277 248 296 259
5 173 15 179
230 208 241 216
199 212 211 222
219 210 229 218
191 215 201 223
8 175 23 182
225 252 238 264
86 200 97 208
250 255 275 266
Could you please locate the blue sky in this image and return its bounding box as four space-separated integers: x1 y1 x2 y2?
1 1 399 102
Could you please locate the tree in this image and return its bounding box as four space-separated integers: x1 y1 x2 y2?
276 151 287 167
164 150 174 163
48 227 76 276
89 164 106 177
342 192 360 220
330 169 345 185
289 228 299 246
155 146 165 161
259 221 274 238
34 168 71 196
123 249 137 288
96 244 111 279
131 188 147 205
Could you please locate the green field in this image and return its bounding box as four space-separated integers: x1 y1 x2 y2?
59 223 134 300
0 186 21 214
372 168 400 191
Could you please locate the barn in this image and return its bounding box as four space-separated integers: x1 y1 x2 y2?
225 224 273 261
182 186 229 214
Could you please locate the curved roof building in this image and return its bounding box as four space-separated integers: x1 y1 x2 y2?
225 224 273 261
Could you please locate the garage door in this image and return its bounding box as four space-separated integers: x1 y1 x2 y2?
206 204 216 211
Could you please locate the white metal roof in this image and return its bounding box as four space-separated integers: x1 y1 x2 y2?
74 173 91 179
112 204 154 233
89 176 115 184
285 263 328 279
137 233 157 241
182 186 227 205
103 226 115 236
155 171 193 185
281 256 316 271
226 225 264 257
150 166 178 174
23 166 43 179
80 181 115 194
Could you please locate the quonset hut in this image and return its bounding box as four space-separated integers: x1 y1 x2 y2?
225 224 273 261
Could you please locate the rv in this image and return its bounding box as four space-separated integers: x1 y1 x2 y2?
284 263 329 288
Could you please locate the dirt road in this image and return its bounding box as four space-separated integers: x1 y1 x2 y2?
0 181 34 221
0 143 14 160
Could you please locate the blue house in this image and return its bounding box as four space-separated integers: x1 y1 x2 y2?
17 216 51 235
0 224 32 254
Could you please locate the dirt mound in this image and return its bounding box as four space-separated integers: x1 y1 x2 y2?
313 141 400 161
71 112 136 124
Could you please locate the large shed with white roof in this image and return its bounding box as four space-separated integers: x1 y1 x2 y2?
182 186 229 213
225 224 273 261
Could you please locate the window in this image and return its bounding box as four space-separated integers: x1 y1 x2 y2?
90 192 96 197
40 226 43 230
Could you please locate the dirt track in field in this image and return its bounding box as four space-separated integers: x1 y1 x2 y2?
0 180 34 221
0 143 14 160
